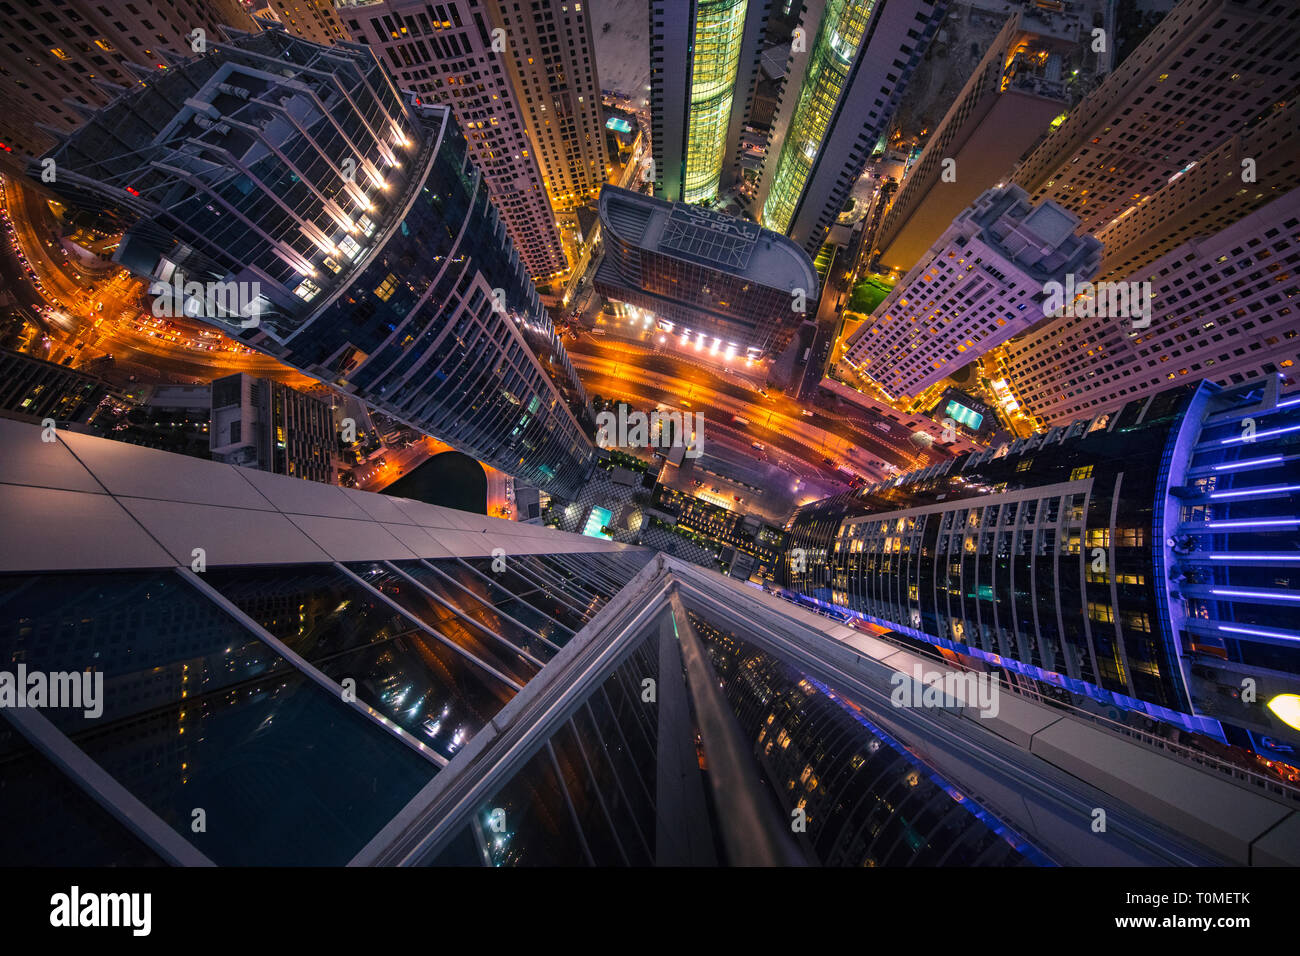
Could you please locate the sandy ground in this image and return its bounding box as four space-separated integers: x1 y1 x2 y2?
589 0 651 104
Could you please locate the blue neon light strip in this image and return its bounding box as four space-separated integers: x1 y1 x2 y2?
1208 554 1300 561
780 590 1228 742
1213 456 1282 471
1212 588 1300 603
1219 624 1300 642
1210 484 1300 499
1220 423 1300 445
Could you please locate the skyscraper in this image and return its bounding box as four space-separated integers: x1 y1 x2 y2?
37 29 596 497
781 378 1300 761
843 185 1101 401
0 348 107 425
649 0 771 204
873 7 1081 274
755 0 945 257
1091 100 1300 284
2 417 1294 866
252 0 352 45
487 0 609 212
0 0 256 169
338 0 568 278
1001 186 1300 428
210 373 337 484
1009 0 1300 237
593 184 818 360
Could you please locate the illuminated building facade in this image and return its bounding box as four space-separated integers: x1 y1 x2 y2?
781 379 1300 762
487 0 609 212
209 373 337 484
755 0 943 256
1002 187 1300 429
38 30 595 497
338 0 567 279
649 0 770 204
843 185 1101 400
594 184 818 358
1009 0 1300 237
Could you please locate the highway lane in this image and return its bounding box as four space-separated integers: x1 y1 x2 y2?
572 359 920 489
2 176 315 388
568 337 942 475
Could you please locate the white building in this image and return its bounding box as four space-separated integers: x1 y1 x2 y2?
337 0 568 279
1002 186 1300 427
843 185 1101 400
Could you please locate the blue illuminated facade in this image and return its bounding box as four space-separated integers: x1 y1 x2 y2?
782 379 1300 758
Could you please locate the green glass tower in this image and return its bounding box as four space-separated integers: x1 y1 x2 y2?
754 0 944 257
650 0 769 204
762 0 873 233
683 0 749 203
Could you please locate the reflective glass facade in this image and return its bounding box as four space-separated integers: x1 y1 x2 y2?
40 31 596 499
418 600 1046 867
595 185 817 356
3 419 1288 867
761 0 871 233
693 615 1043 866
0 552 651 866
683 0 749 204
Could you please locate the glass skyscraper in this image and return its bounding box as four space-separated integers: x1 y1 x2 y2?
2 418 1294 867
761 0 874 234
649 0 769 205
593 184 818 359
682 0 749 204
755 0 943 256
35 29 596 498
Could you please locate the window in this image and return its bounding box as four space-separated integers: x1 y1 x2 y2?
1088 601 1115 623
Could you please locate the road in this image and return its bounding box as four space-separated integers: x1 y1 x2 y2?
1 175 312 389
566 335 949 482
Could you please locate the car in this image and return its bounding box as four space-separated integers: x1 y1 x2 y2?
751 441 765 451
757 387 769 398
801 409 815 417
